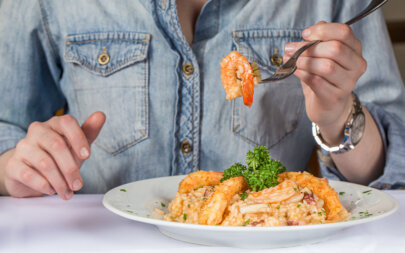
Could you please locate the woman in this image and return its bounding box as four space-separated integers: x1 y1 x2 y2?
0 0 404 200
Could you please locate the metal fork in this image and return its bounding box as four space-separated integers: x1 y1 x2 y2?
259 0 388 83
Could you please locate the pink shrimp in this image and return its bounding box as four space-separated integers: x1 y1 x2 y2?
220 51 257 107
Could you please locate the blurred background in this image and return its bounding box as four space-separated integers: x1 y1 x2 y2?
383 0 405 82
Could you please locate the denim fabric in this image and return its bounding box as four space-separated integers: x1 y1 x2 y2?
0 0 404 193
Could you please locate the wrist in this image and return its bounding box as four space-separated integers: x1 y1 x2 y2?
317 96 353 146
0 149 14 196
312 92 365 154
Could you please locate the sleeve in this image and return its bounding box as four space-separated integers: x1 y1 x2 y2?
0 0 65 155
319 7 405 189
320 103 405 190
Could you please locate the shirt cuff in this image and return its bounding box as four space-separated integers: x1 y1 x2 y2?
318 102 405 190
0 122 26 155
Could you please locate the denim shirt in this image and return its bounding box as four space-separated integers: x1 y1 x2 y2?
0 0 404 193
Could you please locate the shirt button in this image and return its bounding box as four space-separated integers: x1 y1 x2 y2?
98 46 110 65
180 140 192 154
182 62 194 75
270 53 283 67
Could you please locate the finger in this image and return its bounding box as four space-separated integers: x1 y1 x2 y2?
5 178 44 198
296 56 356 92
294 69 341 104
285 40 366 72
6 158 55 196
32 127 82 193
48 115 90 160
302 21 362 53
81 111 106 144
19 143 74 199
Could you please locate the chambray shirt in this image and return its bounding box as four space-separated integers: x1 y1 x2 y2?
0 0 404 193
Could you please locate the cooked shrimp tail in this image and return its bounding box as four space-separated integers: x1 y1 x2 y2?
178 170 223 194
198 176 249 225
220 51 260 107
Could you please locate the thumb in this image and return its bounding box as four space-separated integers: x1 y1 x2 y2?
81 111 106 145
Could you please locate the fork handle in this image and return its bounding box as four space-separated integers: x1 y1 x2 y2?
345 0 387 25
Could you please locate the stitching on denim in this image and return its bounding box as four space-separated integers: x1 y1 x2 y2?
231 89 305 149
66 38 149 45
38 0 59 60
66 56 147 76
96 59 149 155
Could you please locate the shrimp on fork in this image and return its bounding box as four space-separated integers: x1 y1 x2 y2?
220 51 261 107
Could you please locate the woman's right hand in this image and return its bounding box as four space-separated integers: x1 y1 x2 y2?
3 112 105 200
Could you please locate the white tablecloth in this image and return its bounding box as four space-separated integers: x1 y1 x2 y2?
0 191 404 253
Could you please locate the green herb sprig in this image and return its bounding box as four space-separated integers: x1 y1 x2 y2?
221 146 286 191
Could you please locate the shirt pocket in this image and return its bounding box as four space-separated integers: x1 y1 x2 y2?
231 29 305 148
64 32 150 155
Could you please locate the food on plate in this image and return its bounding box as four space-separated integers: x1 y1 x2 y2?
219 51 261 107
164 146 350 226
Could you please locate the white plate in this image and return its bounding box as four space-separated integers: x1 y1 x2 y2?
102 175 398 248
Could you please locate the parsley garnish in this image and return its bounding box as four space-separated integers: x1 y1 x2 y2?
359 211 373 217
221 146 286 191
120 189 126 192
160 202 166 208
183 213 187 220
242 219 251 226
339 192 345 196
297 204 301 208
362 190 372 195
240 192 249 201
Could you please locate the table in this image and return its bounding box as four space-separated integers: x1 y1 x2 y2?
0 191 404 253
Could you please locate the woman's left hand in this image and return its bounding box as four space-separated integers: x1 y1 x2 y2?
284 21 367 145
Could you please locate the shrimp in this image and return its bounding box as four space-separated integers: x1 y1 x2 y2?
278 172 350 222
198 176 249 225
220 51 261 107
249 180 299 203
178 170 223 194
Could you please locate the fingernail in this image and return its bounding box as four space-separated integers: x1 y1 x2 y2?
73 179 82 191
65 191 73 200
80 147 89 159
49 188 56 195
302 29 311 38
285 44 295 53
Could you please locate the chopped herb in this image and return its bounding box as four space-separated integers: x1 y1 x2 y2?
351 216 357 220
120 189 126 192
203 197 207 201
294 188 297 192
160 202 166 208
146 214 150 218
318 212 322 216
362 190 372 194
183 213 187 221
339 192 345 196
359 211 372 217
297 204 301 208
221 146 286 192
322 209 326 215
242 219 251 226
194 186 203 190
240 192 249 201
125 210 134 213
187 204 191 208
313 211 316 214
277 205 280 209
